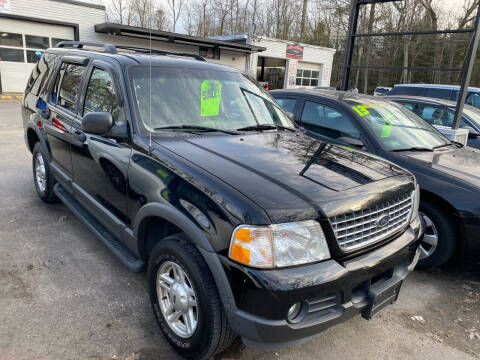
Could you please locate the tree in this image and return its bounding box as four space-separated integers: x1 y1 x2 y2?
168 0 185 32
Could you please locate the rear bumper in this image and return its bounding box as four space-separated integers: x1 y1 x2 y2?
222 218 422 348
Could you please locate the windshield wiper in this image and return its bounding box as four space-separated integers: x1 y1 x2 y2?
154 125 239 135
391 147 433 152
237 124 295 132
432 143 453 150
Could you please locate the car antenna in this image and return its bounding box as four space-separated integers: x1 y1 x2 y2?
148 15 153 154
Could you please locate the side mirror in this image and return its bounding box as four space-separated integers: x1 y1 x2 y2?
337 136 364 149
82 112 113 135
464 126 480 138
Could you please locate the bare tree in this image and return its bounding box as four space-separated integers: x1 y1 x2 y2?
168 0 185 32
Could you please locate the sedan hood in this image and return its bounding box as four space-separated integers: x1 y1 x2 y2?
155 132 413 223
399 146 480 188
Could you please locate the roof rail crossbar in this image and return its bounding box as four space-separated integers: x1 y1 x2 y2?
115 45 206 61
55 41 117 54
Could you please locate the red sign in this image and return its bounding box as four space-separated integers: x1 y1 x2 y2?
286 44 303 60
0 0 11 12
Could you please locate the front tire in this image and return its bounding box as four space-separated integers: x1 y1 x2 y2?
147 234 235 359
417 201 457 269
32 142 58 203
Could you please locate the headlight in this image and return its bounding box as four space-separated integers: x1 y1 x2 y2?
229 220 330 268
411 183 420 221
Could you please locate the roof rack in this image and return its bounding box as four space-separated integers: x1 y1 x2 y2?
115 45 206 61
54 41 206 61
56 41 117 53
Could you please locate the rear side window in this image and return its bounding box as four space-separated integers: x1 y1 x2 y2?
420 106 453 126
425 88 452 100
53 63 87 112
275 98 297 113
83 68 120 121
301 101 360 139
388 87 424 96
466 92 480 108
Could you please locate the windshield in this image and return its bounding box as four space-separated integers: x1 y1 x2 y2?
463 107 480 128
346 99 451 151
129 66 294 132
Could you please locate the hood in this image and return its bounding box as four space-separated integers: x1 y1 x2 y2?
399 146 480 189
155 132 414 223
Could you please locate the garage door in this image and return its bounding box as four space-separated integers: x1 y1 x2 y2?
0 17 74 93
296 61 321 88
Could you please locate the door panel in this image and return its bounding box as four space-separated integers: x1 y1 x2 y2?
45 61 87 185
71 64 130 236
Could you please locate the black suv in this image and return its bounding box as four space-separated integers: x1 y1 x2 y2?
22 42 423 359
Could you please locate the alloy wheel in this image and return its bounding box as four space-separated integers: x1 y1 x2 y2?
156 260 198 338
35 152 47 193
419 212 439 260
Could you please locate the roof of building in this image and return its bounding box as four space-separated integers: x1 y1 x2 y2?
95 23 266 53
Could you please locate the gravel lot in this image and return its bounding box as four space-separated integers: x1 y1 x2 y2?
0 101 479 360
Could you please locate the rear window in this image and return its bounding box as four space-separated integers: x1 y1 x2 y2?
425 88 452 100
388 86 424 96
26 53 55 96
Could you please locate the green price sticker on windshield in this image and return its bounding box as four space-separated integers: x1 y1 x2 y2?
201 80 222 117
381 113 393 138
352 105 370 117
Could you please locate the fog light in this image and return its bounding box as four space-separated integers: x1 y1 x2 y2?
287 302 303 323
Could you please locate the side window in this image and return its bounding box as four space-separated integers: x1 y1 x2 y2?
389 87 424 96
83 68 120 121
466 92 480 108
446 109 471 128
425 88 452 100
400 102 414 111
420 106 453 126
300 101 360 139
55 63 87 112
275 98 297 113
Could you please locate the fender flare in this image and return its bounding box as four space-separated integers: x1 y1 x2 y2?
133 202 215 254
28 124 51 162
133 202 238 316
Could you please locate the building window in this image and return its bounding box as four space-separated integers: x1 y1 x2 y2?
0 32 23 47
52 38 70 47
0 31 73 64
0 48 24 62
26 50 44 63
296 69 319 87
26 35 49 50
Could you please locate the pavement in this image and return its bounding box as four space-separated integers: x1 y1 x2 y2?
0 101 479 360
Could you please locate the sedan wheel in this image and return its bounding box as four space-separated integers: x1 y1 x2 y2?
419 212 439 260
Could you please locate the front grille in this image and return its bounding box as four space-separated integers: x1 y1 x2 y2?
329 192 413 252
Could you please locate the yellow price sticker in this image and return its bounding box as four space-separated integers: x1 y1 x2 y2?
352 105 370 117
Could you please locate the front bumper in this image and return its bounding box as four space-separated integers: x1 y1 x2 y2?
220 219 422 348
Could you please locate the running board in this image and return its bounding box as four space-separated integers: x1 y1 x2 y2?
54 183 145 272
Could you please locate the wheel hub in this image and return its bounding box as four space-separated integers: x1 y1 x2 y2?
171 282 190 313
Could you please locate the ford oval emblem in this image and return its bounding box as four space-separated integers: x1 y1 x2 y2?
376 215 390 228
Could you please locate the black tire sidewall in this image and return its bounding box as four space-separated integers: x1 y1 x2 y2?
147 238 216 358
418 201 457 269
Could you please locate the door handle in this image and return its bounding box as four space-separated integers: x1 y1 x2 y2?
73 129 86 142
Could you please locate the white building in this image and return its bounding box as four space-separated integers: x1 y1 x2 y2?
0 0 335 93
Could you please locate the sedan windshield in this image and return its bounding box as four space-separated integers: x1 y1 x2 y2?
129 66 294 132
346 99 451 151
